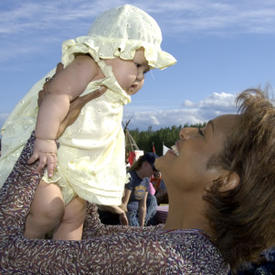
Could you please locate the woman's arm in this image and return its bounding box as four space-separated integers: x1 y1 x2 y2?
138 192 148 226
28 55 105 177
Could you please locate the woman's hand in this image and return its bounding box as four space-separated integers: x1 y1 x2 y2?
29 61 106 176
37 63 64 107
56 86 106 137
38 62 106 138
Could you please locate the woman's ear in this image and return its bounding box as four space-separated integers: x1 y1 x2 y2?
219 171 240 192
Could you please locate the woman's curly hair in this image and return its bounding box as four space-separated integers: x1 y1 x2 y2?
204 89 275 272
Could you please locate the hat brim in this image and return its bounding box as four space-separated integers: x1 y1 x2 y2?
145 48 177 70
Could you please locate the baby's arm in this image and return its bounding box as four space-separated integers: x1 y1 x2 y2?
28 55 105 177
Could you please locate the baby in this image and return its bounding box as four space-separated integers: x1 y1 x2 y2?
0 4 176 240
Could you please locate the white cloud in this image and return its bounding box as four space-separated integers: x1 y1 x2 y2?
198 92 236 108
183 99 193 107
147 0 275 36
124 91 237 130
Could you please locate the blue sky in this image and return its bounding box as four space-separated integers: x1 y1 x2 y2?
1 0 275 130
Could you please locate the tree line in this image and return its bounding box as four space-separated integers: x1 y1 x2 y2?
128 123 206 156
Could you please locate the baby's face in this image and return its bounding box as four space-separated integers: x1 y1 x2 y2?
105 48 150 95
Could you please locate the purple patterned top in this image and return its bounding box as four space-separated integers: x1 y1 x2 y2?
0 133 230 274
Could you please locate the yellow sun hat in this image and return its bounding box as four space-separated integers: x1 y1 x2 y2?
62 4 176 70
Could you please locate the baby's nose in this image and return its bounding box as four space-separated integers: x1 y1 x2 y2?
136 70 144 81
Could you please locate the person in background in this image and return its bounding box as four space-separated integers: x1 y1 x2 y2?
120 152 158 226
151 170 168 204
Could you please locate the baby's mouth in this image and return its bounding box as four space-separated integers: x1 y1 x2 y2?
127 84 138 94
130 83 138 89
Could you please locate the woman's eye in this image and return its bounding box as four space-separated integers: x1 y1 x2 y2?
198 127 204 136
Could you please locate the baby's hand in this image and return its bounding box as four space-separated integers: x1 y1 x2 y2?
28 137 57 177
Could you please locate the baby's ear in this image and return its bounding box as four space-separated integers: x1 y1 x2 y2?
218 171 240 192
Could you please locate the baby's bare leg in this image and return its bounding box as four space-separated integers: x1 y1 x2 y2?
53 196 87 240
24 180 65 239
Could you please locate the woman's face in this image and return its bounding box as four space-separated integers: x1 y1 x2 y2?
155 114 239 193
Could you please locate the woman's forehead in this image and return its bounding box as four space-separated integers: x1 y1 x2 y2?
210 114 240 135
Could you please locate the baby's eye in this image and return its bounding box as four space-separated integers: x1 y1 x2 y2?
135 63 141 68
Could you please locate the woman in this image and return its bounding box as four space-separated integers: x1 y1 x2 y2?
0 88 275 274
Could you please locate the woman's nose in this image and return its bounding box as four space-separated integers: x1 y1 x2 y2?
179 127 195 140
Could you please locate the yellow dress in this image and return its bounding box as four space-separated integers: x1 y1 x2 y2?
0 39 131 205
